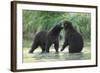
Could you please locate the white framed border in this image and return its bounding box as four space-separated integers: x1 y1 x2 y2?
11 1 97 71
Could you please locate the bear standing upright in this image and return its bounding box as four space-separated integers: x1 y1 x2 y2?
61 21 84 53
29 23 63 53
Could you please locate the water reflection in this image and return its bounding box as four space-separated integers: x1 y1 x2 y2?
64 53 84 60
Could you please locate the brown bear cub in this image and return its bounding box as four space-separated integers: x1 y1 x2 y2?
61 21 84 53
29 23 63 53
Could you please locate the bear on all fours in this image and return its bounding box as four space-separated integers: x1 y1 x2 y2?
61 21 84 53
29 23 63 53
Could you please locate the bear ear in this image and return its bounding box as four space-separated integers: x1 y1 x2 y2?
57 23 63 29
58 22 64 28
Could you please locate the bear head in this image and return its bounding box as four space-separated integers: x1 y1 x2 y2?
62 20 73 30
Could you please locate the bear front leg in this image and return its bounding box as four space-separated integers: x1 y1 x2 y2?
54 39 59 53
61 41 68 51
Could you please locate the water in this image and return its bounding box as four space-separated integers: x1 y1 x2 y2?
31 52 90 62
23 47 91 63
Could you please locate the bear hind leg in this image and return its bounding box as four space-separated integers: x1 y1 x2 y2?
29 42 38 53
69 47 82 53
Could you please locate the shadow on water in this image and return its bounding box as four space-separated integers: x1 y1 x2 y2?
63 53 84 60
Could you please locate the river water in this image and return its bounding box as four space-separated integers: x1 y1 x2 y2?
23 47 91 63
